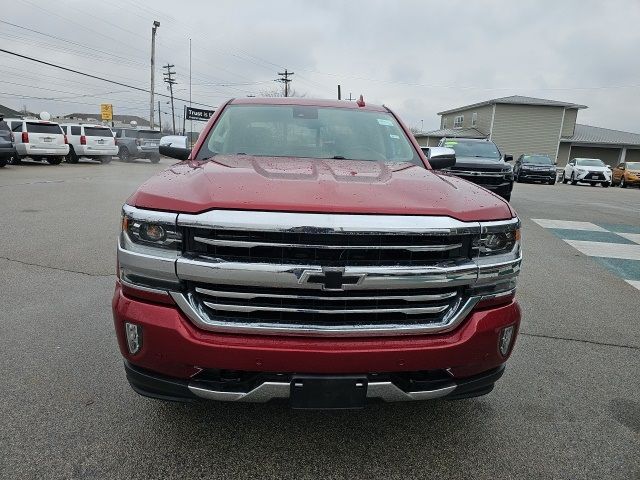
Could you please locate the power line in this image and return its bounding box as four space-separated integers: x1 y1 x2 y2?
0 48 216 108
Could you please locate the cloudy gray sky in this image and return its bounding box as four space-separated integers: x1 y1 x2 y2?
1 0 639 133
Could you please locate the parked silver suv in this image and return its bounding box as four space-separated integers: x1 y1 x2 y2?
113 127 161 163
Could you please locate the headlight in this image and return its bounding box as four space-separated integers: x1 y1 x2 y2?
122 206 181 250
575 168 586 174
474 220 521 257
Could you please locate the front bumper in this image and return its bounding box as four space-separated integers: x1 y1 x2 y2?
518 170 556 181
623 174 640 185
575 171 610 183
124 359 506 405
113 282 520 391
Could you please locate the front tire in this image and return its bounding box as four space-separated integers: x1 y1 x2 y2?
562 172 569 184
8 155 21 165
548 177 556 185
46 156 63 165
603 182 610 188
620 177 627 188
570 172 577 185
0 156 7 168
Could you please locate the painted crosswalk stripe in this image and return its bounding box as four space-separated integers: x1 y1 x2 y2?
564 240 640 261
532 219 640 292
531 219 607 231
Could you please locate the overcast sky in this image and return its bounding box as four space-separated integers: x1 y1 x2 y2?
1 0 639 133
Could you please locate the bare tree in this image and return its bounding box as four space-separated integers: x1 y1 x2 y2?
258 85 305 98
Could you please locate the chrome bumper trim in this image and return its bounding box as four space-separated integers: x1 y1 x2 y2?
187 380 456 403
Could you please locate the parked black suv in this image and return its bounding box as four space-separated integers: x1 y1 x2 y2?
427 138 514 201
514 154 556 184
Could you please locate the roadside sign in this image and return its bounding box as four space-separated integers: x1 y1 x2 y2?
185 106 215 121
100 104 113 121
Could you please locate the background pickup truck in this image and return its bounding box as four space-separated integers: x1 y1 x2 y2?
113 97 522 409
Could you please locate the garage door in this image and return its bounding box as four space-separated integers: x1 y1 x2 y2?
569 146 621 167
625 149 640 163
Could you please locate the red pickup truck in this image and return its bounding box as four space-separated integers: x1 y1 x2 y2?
113 98 522 409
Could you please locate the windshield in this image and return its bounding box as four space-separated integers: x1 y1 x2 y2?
137 130 161 140
84 127 112 137
626 162 640 170
576 158 605 167
26 123 62 134
523 155 553 165
196 105 419 164
442 139 501 160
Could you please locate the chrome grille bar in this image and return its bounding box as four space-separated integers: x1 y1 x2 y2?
194 286 457 302
193 236 463 252
202 301 449 315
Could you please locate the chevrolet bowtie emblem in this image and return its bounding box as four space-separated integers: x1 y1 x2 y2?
300 267 365 291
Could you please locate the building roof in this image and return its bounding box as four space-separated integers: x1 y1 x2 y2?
437 95 588 115
414 127 487 139
63 113 150 126
562 124 640 147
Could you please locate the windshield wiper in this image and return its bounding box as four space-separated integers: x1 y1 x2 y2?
330 155 347 159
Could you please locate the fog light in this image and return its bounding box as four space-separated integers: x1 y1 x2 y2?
125 323 142 354
499 325 515 357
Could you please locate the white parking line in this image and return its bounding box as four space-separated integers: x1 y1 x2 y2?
565 240 640 260
531 219 607 231
626 280 640 291
617 233 640 245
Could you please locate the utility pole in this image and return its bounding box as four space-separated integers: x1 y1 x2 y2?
149 20 160 129
276 69 294 97
337 84 341 100
158 100 162 132
347 92 354 101
162 63 177 134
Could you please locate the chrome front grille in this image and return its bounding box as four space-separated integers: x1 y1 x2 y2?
115 209 525 336
189 283 460 327
185 228 471 266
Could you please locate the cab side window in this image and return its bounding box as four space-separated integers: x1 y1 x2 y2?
11 122 22 132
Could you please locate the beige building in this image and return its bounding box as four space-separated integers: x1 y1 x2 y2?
415 95 640 167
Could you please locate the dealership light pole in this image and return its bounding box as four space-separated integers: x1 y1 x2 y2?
149 20 160 129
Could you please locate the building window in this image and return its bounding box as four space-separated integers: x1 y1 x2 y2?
453 115 464 129
471 112 477 127
442 118 447 128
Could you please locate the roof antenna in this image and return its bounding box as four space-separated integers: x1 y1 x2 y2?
356 95 365 107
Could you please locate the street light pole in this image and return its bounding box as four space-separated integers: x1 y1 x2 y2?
150 20 160 129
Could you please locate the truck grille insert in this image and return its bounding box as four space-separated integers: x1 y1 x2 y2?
189 283 463 327
185 228 472 266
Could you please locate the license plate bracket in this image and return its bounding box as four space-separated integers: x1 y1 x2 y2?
290 375 367 409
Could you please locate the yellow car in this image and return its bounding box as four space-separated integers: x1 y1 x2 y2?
611 161 640 188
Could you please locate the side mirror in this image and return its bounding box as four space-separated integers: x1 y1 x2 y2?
504 154 513 162
159 145 191 161
426 147 456 170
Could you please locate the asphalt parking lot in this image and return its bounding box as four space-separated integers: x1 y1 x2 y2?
1 160 638 480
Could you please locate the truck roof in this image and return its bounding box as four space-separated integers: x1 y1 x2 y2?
229 97 389 113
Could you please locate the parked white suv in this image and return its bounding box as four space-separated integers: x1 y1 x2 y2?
8 119 69 165
562 158 611 187
61 124 117 164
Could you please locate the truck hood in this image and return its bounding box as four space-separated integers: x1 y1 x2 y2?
128 156 514 222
